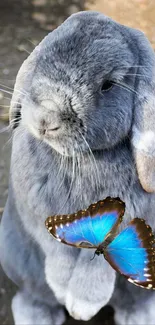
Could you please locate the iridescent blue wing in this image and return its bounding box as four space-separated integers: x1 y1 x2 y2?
105 218 155 289
45 197 125 248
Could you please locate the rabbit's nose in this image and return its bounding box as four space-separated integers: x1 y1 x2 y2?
39 118 61 136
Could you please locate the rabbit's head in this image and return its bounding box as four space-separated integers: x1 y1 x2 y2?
10 11 155 192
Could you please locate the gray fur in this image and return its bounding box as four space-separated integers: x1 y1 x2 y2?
1 11 155 324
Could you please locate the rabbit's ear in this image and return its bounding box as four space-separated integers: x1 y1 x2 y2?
10 42 42 129
130 28 155 192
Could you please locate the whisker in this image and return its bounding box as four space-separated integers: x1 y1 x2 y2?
0 88 13 96
116 72 151 79
86 149 98 196
10 120 21 128
10 116 21 122
79 132 100 195
57 147 75 214
52 152 65 196
55 150 69 204
0 125 10 133
115 81 155 108
2 98 22 107
0 87 27 98
122 65 148 69
24 48 31 55
10 116 21 123
77 146 83 203
0 83 28 97
2 135 13 150
55 152 63 182
0 83 15 92
0 105 10 108
26 39 38 47
126 73 150 78
18 47 31 55
114 81 140 96
74 144 82 205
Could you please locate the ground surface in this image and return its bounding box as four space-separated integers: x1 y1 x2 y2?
0 0 154 324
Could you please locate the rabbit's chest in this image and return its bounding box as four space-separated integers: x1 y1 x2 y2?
60 146 152 226
68 147 136 202
12 134 153 228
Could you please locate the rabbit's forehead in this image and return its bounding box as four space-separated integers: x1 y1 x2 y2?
30 14 135 100
34 17 134 86
35 37 133 85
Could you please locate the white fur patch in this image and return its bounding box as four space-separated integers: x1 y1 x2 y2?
132 128 155 156
66 291 104 321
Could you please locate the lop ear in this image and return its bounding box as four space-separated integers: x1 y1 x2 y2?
130 28 155 192
10 47 38 128
10 38 44 128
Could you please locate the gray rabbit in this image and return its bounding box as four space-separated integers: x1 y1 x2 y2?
1 11 155 325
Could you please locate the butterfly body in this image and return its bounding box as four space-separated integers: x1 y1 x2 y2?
45 197 155 290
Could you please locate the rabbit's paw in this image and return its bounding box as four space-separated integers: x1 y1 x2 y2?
12 291 66 325
66 291 103 321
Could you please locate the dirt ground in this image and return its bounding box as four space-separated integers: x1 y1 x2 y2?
0 0 155 324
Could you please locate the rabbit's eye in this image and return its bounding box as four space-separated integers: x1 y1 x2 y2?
101 80 114 92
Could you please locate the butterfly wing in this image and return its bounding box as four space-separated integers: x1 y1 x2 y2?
45 197 125 248
105 218 155 289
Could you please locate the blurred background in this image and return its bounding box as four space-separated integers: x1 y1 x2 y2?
0 0 155 324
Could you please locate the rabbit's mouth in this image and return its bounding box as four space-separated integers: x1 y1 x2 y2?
23 119 88 157
20 99 88 156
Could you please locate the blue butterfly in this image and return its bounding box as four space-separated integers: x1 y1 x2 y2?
45 197 155 289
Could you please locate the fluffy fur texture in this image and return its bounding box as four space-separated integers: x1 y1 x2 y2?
1 11 155 324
